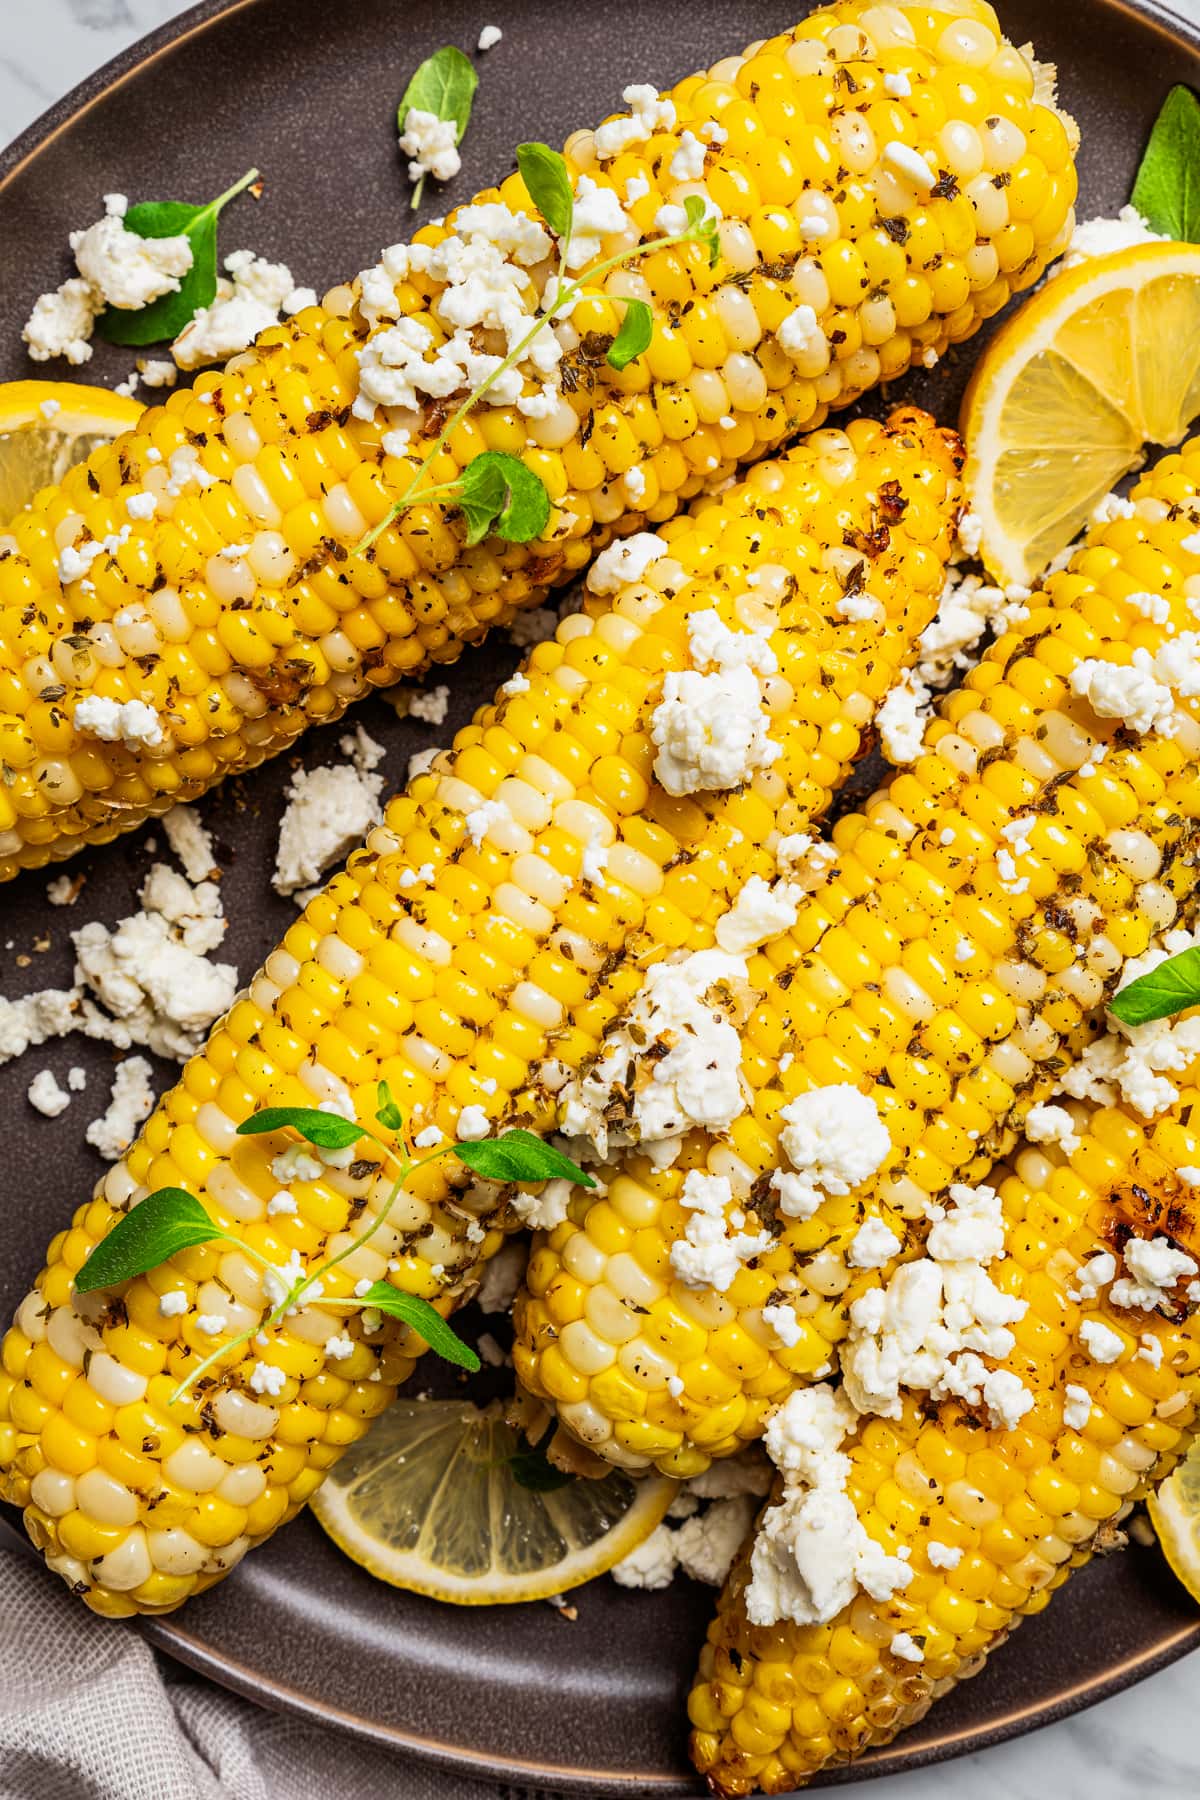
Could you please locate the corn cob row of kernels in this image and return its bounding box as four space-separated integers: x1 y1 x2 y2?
0 0 1074 880
513 436 1200 1478
0 416 962 1615
687 1080 1200 1794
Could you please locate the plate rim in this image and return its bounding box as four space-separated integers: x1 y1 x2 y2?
5 0 1200 1790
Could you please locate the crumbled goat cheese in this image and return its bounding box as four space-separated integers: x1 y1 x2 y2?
840 1182 1032 1429
611 1522 679 1590
46 875 80 906
73 695 163 750
914 567 1031 688
673 1495 757 1586
172 252 308 372
877 674 931 766
413 1125 443 1149
85 1056 156 1161
670 130 707 182
593 83 677 161
559 948 749 1158
478 24 502 49
139 358 178 388
1109 1235 1197 1312
22 279 103 365
158 1290 189 1319
162 805 218 885
1138 1332 1164 1368
686 1451 773 1501
272 732 386 896
408 684 450 724
1024 1101 1080 1155
248 1361 288 1397
746 1387 912 1628
399 108 462 186
457 1104 491 1141
669 1169 773 1292
464 799 507 847
586 531 669 594
28 1069 71 1118
267 1190 297 1216
510 1178 574 1231
324 1334 355 1361
890 1633 925 1664
771 1085 890 1222
715 875 802 954
846 1216 904 1270
1063 1384 1093 1430
71 212 192 310
1068 1249 1117 1304
762 1302 804 1346
1080 1318 1125 1363
651 608 781 796
927 1541 962 1569
67 1067 86 1092
884 71 912 97
1068 654 1178 737
1063 204 1166 269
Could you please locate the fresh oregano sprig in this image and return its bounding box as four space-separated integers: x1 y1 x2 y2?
398 46 479 211
355 142 720 555
74 1081 593 1402
97 167 260 347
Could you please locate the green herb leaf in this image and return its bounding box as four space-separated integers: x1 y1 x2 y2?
1131 86 1200 241
457 451 551 546
1109 945 1200 1026
509 1440 576 1492
683 194 720 268
75 1188 223 1293
375 1079 404 1133
398 46 479 146
607 298 653 371
98 168 259 348
516 141 575 239
236 1106 361 1150
452 1127 595 1187
355 1282 480 1370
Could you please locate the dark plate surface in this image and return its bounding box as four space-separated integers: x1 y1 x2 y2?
2 0 1200 1792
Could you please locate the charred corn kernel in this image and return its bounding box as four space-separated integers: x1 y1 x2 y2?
689 1081 1200 1795
0 413 963 1614
0 1 1072 879
516 433 1200 1477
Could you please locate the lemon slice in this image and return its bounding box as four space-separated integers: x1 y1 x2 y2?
961 241 1200 585
1147 1442 1200 1604
310 1398 677 1604
0 379 144 524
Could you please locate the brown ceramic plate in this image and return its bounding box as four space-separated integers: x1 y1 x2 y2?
3 0 1200 1791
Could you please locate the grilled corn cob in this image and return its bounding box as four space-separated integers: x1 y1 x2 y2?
0 414 964 1615
0 0 1075 880
513 437 1200 1478
688 1083 1200 1794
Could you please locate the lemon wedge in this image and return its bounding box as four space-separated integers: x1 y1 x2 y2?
0 379 144 524
310 1398 677 1604
1148 1441 1200 1605
961 241 1200 585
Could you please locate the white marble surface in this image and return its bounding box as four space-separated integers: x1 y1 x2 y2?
1 3 1199 1798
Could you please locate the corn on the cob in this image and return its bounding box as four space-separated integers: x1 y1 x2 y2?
0 0 1075 880
687 1082 1200 1795
513 437 1200 1478
0 414 963 1615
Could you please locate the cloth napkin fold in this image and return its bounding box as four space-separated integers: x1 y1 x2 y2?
0 1548 572 1800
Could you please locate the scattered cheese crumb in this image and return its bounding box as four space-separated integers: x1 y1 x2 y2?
85 1056 156 1160
28 1069 71 1118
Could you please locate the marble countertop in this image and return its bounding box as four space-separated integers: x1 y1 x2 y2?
1 3 1198 1798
